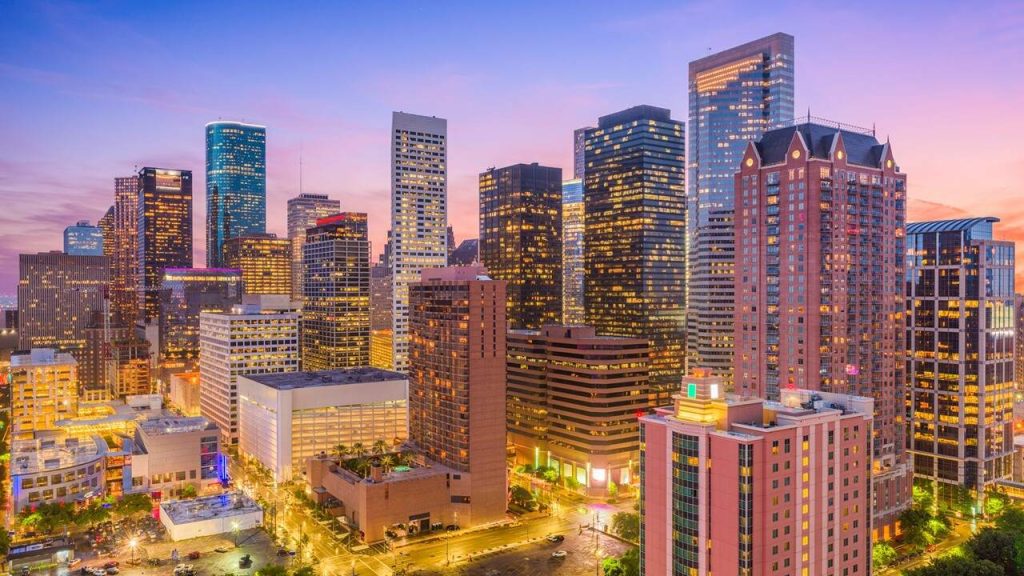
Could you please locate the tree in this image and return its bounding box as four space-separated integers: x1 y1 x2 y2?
602 556 625 576
620 547 640 576
351 442 367 458
509 485 534 509
995 506 1024 535
905 555 1004 576
179 484 198 499
114 493 153 518
74 501 111 528
611 512 640 542
292 568 315 576
542 469 559 483
986 491 1007 518
255 566 288 576
607 481 618 499
19 502 74 534
372 439 388 455
913 479 936 511
899 506 936 550
966 528 1019 576
872 541 898 570
332 444 349 459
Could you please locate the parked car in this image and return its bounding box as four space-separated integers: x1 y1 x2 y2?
239 554 252 568
546 534 565 543
106 568 120 575
187 551 201 560
551 550 568 559
102 562 119 569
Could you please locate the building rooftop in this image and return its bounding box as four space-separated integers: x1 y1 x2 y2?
906 217 999 236
160 493 262 525
245 367 407 390
138 416 216 437
597 105 673 127
756 121 886 168
11 348 76 367
11 434 107 475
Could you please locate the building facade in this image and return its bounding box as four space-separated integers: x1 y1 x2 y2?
238 368 408 482
199 304 300 445
584 105 686 399
479 163 562 330
286 193 341 302
64 220 104 256
391 112 448 371
206 121 267 268
112 175 140 326
686 33 795 387
906 217 1015 503
507 325 649 494
222 233 292 296
98 207 115 260
157 268 242 381
10 349 79 439
572 126 590 180
408 266 508 527
302 213 370 370
640 373 873 576
561 178 585 325
18 251 108 359
734 120 910 538
129 416 221 498
369 262 394 369
138 167 193 324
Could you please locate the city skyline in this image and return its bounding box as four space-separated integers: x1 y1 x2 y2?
2 2 1022 293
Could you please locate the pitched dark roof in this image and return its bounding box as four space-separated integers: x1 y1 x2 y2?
755 123 885 168
905 217 999 235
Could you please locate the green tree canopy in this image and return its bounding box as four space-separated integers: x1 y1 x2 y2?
966 528 1019 576
905 555 1004 576
611 512 640 542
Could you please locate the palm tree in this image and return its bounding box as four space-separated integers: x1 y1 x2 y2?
333 444 349 460
354 458 371 478
380 454 396 472
372 439 388 455
351 442 367 458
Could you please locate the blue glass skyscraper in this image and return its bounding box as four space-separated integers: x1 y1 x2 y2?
206 121 266 267
64 220 104 256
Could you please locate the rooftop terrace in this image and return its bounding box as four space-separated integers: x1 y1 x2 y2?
245 367 406 390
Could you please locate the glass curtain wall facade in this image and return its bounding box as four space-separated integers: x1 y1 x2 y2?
138 168 193 324
206 121 267 267
286 193 341 301
561 179 585 325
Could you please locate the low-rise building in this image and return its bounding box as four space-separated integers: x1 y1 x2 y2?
129 416 222 498
159 493 262 541
238 368 408 482
10 349 78 439
10 434 107 512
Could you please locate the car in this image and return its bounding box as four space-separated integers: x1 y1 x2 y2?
102 562 119 569
70 558 83 568
546 535 565 543
187 551 201 560
445 524 460 531
551 550 568 559
106 568 120 575
215 546 229 553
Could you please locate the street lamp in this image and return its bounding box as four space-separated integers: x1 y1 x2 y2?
232 520 240 547
128 537 139 564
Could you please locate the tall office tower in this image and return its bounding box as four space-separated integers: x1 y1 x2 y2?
734 120 909 538
369 262 394 369
199 303 299 445
479 163 563 330
108 337 152 398
222 233 292 296
138 167 193 324
640 372 873 576
446 225 456 262
10 349 79 439
98 207 115 258
507 325 649 494
112 175 140 326
206 121 267 267
561 178 585 325
584 106 686 399
287 193 341 302
449 238 479 266
18 251 108 358
572 127 591 179
157 268 242 381
408 266 507 526
906 217 1015 505
1017 294 1024 389
302 213 370 370
82 310 133 391
686 33 795 387
64 220 104 256
390 112 448 371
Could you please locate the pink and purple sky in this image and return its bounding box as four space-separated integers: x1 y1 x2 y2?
1 1 1022 294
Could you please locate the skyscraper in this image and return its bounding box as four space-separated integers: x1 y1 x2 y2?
200 302 299 445
302 213 370 370
686 33 795 386
906 217 1015 505
408 266 507 527
64 220 104 256
584 105 686 399
479 163 562 330
287 193 341 301
561 178 585 325
390 112 448 371
98 207 115 259
222 233 292 296
369 261 393 369
572 126 591 180
10 349 78 439
112 175 139 326
640 372 873 576
138 167 193 324
18 251 108 358
734 120 909 538
206 121 267 267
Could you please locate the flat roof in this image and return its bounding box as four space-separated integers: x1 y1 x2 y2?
245 367 407 390
138 416 216 436
12 435 106 475
160 493 262 525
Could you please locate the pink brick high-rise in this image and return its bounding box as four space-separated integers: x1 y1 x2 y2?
640 372 873 575
733 120 910 538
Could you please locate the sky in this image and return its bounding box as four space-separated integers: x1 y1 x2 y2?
1 0 1023 295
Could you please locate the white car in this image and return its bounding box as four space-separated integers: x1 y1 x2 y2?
551 550 568 559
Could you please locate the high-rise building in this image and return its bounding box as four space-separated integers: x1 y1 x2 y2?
906 217 1015 505
686 33 795 387
561 178 585 325
640 372 873 576
64 220 104 256
222 233 292 296
287 193 341 302
206 121 267 267
157 268 242 381
507 325 649 494
390 112 448 371
138 167 193 324
10 348 79 439
369 262 393 369
98 206 115 259
584 105 686 398
112 175 139 326
447 225 456 263
448 238 479 266
108 336 152 399
200 302 300 445
572 126 591 180
408 266 507 526
302 213 370 370
1017 294 1024 389
18 251 108 358
479 163 562 330
734 120 909 538
81 310 150 398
